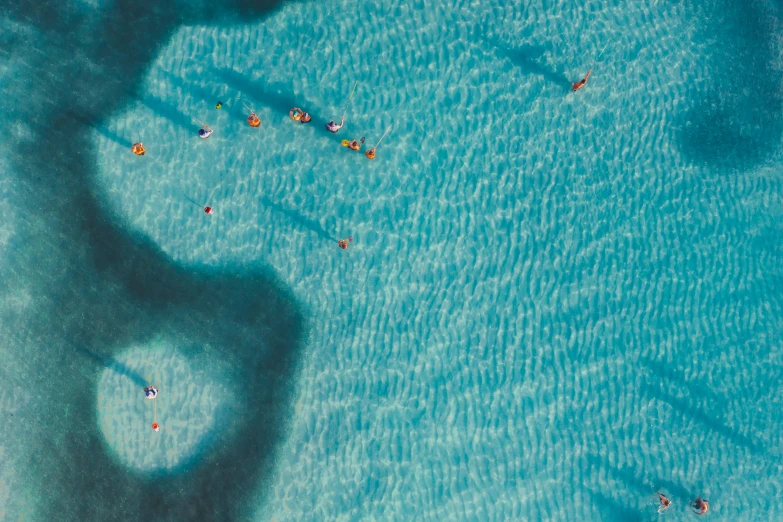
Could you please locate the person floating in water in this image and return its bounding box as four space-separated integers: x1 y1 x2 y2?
247 112 261 127
348 137 365 151
144 385 158 400
132 142 145 156
338 236 353 250
657 493 671 513
290 107 304 121
365 147 376 160
326 117 344 133
692 498 708 515
572 68 592 92
300 111 312 124
198 125 213 139
216 101 223 109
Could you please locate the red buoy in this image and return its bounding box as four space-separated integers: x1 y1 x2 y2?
152 422 160 432
204 206 213 214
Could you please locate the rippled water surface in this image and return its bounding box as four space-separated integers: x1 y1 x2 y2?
2 0 783 520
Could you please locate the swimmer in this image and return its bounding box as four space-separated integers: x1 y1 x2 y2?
348 137 365 151
572 68 592 92
657 493 671 513
216 101 223 109
326 117 344 133
144 385 158 400
247 112 261 127
338 236 352 250
198 125 213 139
365 147 376 160
131 142 145 156
692 498 709 515
300 112 312 124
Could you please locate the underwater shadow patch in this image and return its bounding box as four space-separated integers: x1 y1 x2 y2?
2 0 309 520
677 0 783 171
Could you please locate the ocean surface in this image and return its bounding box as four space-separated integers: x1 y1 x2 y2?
2 0 783 520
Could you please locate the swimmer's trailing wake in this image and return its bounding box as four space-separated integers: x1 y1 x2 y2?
365 126 391 160
183 192 214 215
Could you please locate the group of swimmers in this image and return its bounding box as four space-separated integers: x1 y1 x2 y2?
657 493 709 516
129 73 591 249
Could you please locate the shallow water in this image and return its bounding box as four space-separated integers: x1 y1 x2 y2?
2 0 783 520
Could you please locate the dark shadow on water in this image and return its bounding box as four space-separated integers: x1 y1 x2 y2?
1 0 307 520
77 347 149 387
214 67 306 119
260 196 338 242
677 0 783 170
584 453 692 503
484 40 571 91
586 489 645 522
638 358 761 453
162 70 249 124
141 93 199 132
70 110 131 148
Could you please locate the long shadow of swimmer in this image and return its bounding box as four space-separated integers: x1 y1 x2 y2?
586 488 645 522
487 42 571 91
259 196 338 242
141 93 200 132
77 347 149 388
161 70 248 124
638 358 762 453
584 453 692 503
69 110 131 148
2 0 310 521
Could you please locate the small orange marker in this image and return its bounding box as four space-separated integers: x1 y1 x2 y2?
152 422 160 432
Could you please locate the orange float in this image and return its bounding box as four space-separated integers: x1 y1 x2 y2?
131 142 145 156
289 108 303 121
247 113 261 127
365 148 376 160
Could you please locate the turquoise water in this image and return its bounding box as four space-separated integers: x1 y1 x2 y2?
2 0 783 520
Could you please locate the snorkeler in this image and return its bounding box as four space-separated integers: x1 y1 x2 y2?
144 385 158 400
657 493 671 513
198 125 213 139
348 137 365 151
300 111 312 124
326 117 344 133
131 142 145 156
692 498 709 515
216 101 223 109
572 68 592 92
